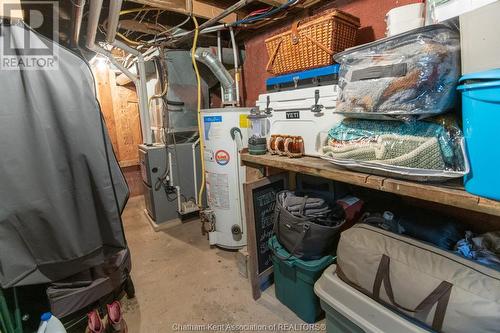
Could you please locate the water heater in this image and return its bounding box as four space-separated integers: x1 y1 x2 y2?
201 107 252 249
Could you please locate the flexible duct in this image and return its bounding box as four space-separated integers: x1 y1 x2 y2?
194 48 236 105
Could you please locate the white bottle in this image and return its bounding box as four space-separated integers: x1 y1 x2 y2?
36 312 67 333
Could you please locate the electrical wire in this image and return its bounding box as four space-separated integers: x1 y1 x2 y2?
116 31 143 45
242 7 272 20
156 15 191 37
119 8 163 16
230 0 300 26
191 15 206 208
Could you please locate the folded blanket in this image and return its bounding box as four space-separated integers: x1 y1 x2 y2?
335 26 460 116
323 134 446 170
280 192 331 218
326 118 464 170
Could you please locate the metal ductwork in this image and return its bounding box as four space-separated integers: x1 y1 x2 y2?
195 48 236 105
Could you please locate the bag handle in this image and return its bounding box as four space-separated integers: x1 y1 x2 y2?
291 20 300 44
290 19 333 55
372 255 453 332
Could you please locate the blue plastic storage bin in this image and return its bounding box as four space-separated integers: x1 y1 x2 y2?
458 69 500 200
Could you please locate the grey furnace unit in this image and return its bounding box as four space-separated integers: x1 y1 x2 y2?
140 140 202 225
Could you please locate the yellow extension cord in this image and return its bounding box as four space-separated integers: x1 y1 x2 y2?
116 32 143 46
191 16 206 208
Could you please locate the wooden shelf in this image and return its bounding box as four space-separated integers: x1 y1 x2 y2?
241 153 500 217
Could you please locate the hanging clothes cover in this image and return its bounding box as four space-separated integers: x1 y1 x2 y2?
0 22 128 288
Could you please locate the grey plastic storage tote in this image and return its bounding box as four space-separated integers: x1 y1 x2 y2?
314 265 428 333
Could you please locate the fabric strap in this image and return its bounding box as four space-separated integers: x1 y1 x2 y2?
337 255 453 332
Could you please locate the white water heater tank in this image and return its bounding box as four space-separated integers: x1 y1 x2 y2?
201 108 252 249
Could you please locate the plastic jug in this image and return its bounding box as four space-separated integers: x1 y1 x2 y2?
36 312 67 333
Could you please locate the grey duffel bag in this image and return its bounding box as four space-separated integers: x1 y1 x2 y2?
336 224 500 333
273 191 345 260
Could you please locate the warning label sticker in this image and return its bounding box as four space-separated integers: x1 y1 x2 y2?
206 172 230 210
203 115 223 141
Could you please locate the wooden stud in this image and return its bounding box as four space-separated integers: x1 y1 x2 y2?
93 65 120 157
126 0 237 23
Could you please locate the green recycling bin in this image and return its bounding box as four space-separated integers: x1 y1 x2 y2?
268 236 335 323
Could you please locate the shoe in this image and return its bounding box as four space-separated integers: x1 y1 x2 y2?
85 309 105 333
106 301 127 333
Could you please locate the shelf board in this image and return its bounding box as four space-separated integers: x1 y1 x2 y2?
241 153 500 217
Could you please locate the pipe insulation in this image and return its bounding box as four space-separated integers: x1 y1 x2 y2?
194 48 236 105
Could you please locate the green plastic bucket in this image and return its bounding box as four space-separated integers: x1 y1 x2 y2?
269 236 335 323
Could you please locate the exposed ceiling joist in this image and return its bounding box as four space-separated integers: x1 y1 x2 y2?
253 0 323 8
257 0 289 6
126 0 238 23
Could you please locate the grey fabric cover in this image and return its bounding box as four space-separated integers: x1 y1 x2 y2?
0 23 128 288
47 249 131 318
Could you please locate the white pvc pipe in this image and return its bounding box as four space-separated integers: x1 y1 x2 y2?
192 138 200 205
70 0 85 47
85 0 152 144
85 0 103 49
93 45 136 81
217 31 225 106
176 186 182 213
106 0 123 43
233 130 245 231
229 27 240 106
112 40 152 145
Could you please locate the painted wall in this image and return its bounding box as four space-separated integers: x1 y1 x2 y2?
242 0 423 106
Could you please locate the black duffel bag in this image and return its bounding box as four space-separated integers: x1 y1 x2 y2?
273 190 345 260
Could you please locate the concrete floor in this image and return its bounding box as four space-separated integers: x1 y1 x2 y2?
121 196 323 333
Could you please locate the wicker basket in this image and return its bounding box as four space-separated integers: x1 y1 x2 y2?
265 10 360 75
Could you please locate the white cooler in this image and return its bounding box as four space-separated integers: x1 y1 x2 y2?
256 85 342 156
314 265 429 333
